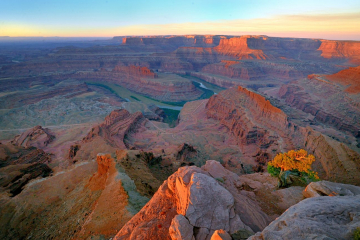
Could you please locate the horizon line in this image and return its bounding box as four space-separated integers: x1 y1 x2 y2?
1 35 360 42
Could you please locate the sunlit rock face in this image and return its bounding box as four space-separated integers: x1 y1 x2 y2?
213 36 268 60
205 87 360 185
318 40 360 64
114 161 307 240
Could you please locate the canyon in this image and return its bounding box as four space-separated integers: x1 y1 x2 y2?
0 35 359 239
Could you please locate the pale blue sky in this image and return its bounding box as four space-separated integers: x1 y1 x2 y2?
1 0 360 38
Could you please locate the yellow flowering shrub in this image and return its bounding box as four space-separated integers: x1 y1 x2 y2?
267 149 319 180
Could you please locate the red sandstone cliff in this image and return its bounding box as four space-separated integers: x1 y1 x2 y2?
206 87 360 184
325 65 360 94
279 70 360 138
318 40 360 64
214 36 268 60
206 87 292 163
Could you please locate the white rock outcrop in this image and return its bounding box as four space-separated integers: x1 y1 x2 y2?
248 195 360 240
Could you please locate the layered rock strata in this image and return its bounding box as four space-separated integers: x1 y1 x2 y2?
279 69 360 139
83 109 147 149
11 125 55 149
206 87 360 184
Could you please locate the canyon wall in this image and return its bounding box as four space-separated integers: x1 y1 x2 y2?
318 40 360 63
206 87 360 184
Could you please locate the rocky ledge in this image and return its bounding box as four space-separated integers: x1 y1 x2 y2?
114 160 360 240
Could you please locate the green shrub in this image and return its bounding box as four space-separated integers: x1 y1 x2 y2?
354 227 360 240
267 164 281 177
215 177 225 183
301 170 320 183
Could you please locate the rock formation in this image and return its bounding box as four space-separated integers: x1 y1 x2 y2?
116 149 174 197
279 69 360 139
0 142 52 167
0 152 147 240
82 109 147 149
325 65 360 94
214 36 268 60
205 87 360 184
0 163 52 196
11 125 55 149
303 180 360 198
114 161 306 240
318 40 360 64
249 195 360 240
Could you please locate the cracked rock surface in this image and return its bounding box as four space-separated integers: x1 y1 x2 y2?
248 195 360 240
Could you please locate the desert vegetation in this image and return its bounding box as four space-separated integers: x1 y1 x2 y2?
267 149 319 187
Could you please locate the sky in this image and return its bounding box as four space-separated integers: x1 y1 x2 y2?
1 0 360 40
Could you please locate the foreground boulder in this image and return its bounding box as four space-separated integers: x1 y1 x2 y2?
248 195 360 240
114 160 306 240
303 180 360 198
114 164 254 240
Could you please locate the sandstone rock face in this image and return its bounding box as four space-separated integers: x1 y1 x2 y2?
11 125 55 149
303 181 360 198
181 173 235 232
326 65 360 94
0 154 139 240
206 87 360 184
176 143 197 162
214 36 268 60
205 87 294 164
279 68 360 140
318 40 360 63
169 214 194 240
83 109 147 149
114 161 306 240
210 229 232 240
248 195 360 240
77 154 135 238
114 165 250 240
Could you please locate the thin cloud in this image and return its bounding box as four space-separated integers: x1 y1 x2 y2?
3 11 360 40
110 11 360 40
